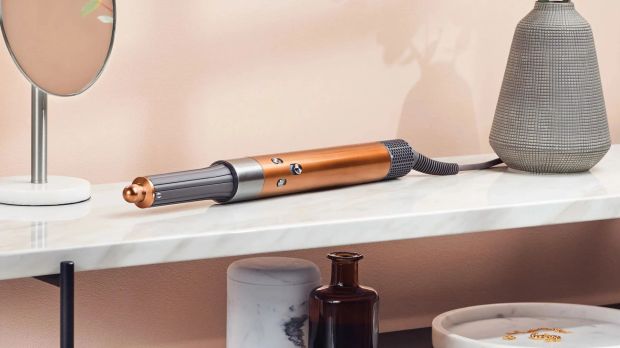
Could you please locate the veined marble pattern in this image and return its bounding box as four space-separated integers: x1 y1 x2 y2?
227 257 320 348
1 147 620 280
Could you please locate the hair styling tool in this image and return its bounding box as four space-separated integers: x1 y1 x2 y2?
123 139 502 208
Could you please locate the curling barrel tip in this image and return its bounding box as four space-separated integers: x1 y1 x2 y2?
123 184 146 204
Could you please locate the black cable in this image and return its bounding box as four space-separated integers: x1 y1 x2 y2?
410 148 503 176
458 158 503 171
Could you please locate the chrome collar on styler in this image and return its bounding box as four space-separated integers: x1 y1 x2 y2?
123 139 502 208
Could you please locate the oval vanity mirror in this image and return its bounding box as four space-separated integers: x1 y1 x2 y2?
0 0 116 206
0 0 115 96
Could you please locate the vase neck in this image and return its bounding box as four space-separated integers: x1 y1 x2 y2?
533 0 576 14
328 252 362 287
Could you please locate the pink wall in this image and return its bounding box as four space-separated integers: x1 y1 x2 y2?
0 0 619 346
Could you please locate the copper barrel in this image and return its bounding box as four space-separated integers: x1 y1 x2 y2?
251 142 392 198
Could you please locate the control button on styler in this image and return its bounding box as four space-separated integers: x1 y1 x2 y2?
277 178 287 187
271 158 284 164
290 163 303 175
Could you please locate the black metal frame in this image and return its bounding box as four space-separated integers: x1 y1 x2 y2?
34 261 74 348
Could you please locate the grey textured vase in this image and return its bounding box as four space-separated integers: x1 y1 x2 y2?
490 0 611 173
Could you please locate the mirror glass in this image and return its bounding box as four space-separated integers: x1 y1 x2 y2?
0 0 115 96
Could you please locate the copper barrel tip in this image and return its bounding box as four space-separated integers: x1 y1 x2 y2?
123 184 146 204
123 177 155 208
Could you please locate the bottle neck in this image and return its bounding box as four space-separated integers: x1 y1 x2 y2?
330 260 359 287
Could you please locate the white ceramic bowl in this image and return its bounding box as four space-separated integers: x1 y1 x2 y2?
433 303 620 348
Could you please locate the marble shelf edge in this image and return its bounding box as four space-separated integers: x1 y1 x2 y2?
1 195 619 281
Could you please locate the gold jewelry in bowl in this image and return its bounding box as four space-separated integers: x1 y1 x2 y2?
503 327 571 343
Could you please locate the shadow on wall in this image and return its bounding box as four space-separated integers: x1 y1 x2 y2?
398 40 479 157
373 0 480 156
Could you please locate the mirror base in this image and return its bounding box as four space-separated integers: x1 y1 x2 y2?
0 176 90 206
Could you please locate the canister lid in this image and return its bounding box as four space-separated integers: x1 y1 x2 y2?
227 257 321 286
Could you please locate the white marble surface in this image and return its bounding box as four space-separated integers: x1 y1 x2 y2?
227 257 320 348
1 146 620 280
432 303 620 347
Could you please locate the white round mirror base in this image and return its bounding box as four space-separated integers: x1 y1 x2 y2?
0 176 90 206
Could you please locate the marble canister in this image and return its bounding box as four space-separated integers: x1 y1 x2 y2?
227 257 321 348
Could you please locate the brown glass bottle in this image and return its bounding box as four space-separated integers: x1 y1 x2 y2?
308 252 379 348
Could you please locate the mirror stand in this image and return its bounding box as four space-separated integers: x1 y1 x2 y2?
0 87 91 206
32 86 47 184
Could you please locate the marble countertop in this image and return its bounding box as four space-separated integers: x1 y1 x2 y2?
1 146 620 280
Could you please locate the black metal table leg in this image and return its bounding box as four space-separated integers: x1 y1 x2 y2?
35 261 75 348
60 262 74 348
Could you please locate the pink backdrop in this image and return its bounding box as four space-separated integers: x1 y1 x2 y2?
0 0 619 346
